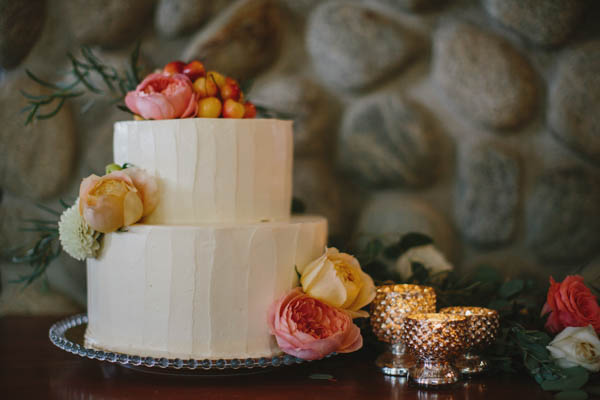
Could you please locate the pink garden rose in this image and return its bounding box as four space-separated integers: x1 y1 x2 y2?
541 275 600 335
267 288 363 360
79 169 158 233
125 73 198 120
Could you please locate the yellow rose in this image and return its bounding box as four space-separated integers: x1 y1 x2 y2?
300 247 375 318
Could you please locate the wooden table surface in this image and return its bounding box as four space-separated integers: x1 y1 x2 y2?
0 315 555 400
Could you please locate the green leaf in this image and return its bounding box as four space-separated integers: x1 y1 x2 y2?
25 69 61 89
524 354 539 371
499 279 525 298
541 367 589 392
472 265 503 286
116 104 135 115
554 390 588 400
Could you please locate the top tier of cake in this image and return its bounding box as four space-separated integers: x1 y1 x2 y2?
114 119 293 225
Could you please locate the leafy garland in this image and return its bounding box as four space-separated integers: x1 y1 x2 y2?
21 43 142 125
353 233 600 400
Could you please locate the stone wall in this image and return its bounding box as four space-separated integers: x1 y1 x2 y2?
1 0 599 313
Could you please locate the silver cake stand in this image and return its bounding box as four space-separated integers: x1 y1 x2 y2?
49 314 327 376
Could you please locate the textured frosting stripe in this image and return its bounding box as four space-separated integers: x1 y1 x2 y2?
192 229 214 356
167 229 195 355
113 119 293 224
85 216 327 359
143 228 172 351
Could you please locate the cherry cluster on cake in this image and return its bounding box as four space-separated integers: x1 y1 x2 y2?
125 59 257 120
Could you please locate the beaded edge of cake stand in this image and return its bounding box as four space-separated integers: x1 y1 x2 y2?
49 314 327 371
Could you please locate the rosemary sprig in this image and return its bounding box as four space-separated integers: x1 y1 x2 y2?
3 202 70 287
21 42 142 125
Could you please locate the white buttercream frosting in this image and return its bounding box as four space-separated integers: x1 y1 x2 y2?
113 118 294 224
85 216 328 359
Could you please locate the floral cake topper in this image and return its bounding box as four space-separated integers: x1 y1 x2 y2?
21 44 258 124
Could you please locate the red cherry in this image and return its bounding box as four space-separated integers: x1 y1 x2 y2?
183 60 206 81
163 60 185 75
220 81 241 101
243 102 257 119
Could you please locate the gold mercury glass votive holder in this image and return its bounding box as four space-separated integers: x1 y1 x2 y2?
440 306 500 375
402 313 469 387
370 284 436 376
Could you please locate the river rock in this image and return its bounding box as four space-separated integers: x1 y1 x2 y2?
483 0 585 47
455 143 520 246
183 0 282 81
0 74 76 199
249 75 336 155
0 0 46 69
306 1 420 91
63 0 154 48
548 42 600 164
526 168 600 265
155 0 233 38
338 93 438 188
356 192 457 262
433 22 537 129
373 0 446 12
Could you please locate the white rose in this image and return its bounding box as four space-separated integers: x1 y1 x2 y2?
547 325 600 372
395 244 453 280
300 247 376 318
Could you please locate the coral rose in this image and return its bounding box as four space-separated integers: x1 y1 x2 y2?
267 288 363 360
300 247 375 318
125 73 198 120
79 171 144 233
541 275 600 335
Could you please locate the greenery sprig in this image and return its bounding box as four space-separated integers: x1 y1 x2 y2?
21 43 142 125
3 202 70 286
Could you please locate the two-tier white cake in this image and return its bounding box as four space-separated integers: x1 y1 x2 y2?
85 118 328 359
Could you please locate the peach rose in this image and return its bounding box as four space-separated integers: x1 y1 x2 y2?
541 275 600 335
79 171 143 233
121 167 159 217
125 73 198 120
267 288 363 360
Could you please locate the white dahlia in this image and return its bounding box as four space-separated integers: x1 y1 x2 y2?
58 200 102 261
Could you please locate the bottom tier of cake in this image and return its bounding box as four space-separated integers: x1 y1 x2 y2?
85 216 327 360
